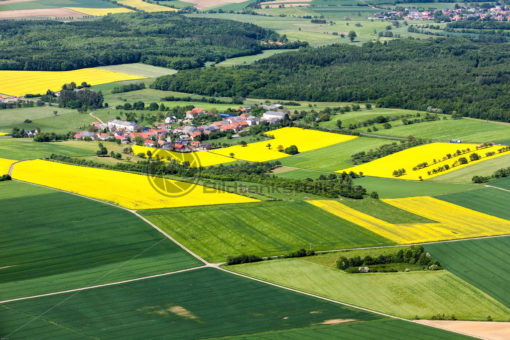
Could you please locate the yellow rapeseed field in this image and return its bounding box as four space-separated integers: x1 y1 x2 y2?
131 145 236 167
211 127 357 162
339 142 509 180
0 68 145 97
0 158 16 175
0 133 8 136
117 0 178 12
308 198 510 244
12 160 258 209
66 7 133 16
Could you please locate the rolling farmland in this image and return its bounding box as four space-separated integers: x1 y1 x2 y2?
215 319 470 340
228 258 510 320
438 187 510 220
11 159 258 209
66 7 133 15
140 201 394 262
132 145 236 167
0 268 383 338
425 237 510 308
340 142 510 180
310 198 510 244
0 157 15 175
0 181 201 301
0 68 145 97
211 127 357 162
118 0 178 11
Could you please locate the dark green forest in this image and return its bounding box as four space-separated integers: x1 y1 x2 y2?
153 38 510 122
0 12 285 71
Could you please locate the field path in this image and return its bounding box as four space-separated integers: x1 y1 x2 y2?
486 184 510 193
0 266 204 304
132 210 207 265
89 111 104 124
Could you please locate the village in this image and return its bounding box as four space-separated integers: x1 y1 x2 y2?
73 103 289 152
372 3 510 22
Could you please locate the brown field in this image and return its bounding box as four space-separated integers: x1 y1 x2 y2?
0 8 86 19
180 0 248 10
416 320 510 340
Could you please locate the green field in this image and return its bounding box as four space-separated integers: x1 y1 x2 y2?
0 108 94 135
0 0 117 11
369 118 510 143
491 176 510 190
320 108 420 130
426 237 510 309
340 197 435 224
0 181 201 300
216 49 298 67
0 106 77 133
0 268 383 339
140 201 394 263
0 139 113 160
353 176 477 199
280 137 391 171
212 318 468 339
228 256 510 320
438 187 510 220
431 154 510 184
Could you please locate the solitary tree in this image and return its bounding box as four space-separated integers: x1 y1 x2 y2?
348 31 357 42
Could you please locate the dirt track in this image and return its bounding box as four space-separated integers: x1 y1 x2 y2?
0 8 86 19
416 320 510 340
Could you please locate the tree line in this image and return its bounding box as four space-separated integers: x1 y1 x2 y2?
153 38 510 122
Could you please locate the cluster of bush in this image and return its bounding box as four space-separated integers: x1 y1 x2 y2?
0 174 11 182
226 248 315 265
473 166 510 183
336 246 442 273
111 83 146 94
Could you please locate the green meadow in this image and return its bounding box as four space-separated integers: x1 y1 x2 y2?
140 201 394 263
228 256 510 320
426 237 510 308
280 137 391 171
0 181 201 300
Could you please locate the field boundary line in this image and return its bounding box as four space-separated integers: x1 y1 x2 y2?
132 211 208 265
218 266 481 339
485 184 510 193
0 266 204 304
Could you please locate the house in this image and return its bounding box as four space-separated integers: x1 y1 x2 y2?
107 120 139 132
91 121 107 130
144 139 155 147
165 116 177 124
262 111 286 122
185 107 207 119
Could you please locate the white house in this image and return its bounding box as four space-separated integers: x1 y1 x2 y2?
107 120 139 132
